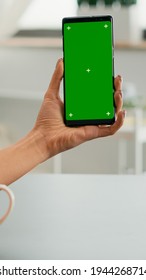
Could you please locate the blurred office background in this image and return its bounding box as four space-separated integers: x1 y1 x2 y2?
1 0 146 174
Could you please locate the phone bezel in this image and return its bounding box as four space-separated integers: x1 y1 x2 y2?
62 15 115 127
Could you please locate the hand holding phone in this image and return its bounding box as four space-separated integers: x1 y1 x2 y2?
62 16 115 126
34 58 124 158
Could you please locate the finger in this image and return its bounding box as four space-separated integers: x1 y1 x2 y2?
114 75 123 114
97 110 125 138
79 110 125 143
45 58 63 99
114 90 123 115
114 75 122 91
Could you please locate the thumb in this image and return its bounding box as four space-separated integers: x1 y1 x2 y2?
45 58 63 99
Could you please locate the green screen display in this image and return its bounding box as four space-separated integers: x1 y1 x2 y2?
63 17 114 125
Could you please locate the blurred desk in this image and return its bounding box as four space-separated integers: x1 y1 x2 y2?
0 174 146 260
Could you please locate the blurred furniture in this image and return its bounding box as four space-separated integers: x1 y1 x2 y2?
116 108 146 174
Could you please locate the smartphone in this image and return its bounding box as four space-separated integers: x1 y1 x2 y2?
62 15 115 126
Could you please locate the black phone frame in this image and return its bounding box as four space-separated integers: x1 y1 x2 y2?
62 15 115 127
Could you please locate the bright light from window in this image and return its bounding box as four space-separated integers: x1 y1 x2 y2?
18 0 146 31
18 0 78 29
138 0 146 28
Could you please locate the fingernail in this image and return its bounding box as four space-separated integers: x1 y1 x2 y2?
118 75 123 82
56 58 63 68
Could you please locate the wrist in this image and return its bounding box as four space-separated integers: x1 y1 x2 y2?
0 129 50 185
28 128 50 164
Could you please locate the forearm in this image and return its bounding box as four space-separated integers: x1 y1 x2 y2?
0 130 48 185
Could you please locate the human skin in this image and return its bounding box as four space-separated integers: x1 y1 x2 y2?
0 59 125 185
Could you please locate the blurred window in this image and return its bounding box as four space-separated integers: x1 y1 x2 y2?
18 0 146 30
18 0 77 29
